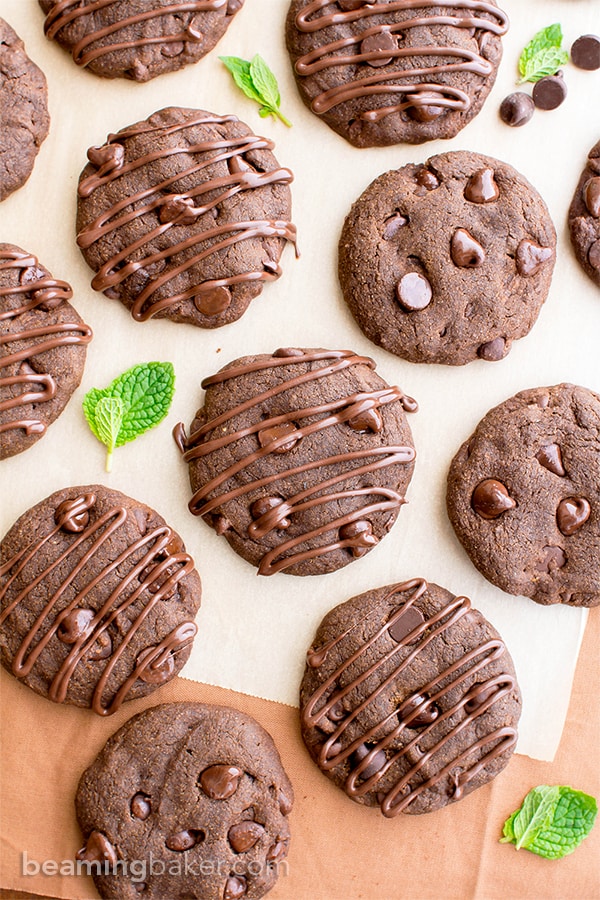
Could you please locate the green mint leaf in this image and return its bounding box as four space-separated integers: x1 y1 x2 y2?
82 362 175 471
518 24 569 83
220 54 292 126
501 786 598 859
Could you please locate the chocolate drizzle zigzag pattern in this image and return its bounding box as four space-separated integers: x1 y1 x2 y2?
76 111 297 321
302 578 518 816
0 493 197 715
175 349 416 575
294 0 509 121
0 247 92 439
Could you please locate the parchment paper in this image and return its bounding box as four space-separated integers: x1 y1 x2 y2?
1 0 599 765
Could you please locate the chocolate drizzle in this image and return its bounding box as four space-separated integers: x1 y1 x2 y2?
302 578 518 816
76 111 297 321
294 1 509 122
176 350 416 575
0 247 92 438
43 0 228 68
0 493 197 715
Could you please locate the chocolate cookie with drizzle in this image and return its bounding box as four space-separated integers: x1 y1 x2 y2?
174 348 416 576
286 0 509 147
76 107 296 328
300 578 521 815
39 0 245 82
0 485 202 713
0 244 92 460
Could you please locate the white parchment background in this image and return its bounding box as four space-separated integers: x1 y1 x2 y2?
1 0 599 761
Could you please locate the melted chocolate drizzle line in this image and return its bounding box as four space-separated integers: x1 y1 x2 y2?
76 112 296 320
44 0 227 68
0 251 91 437
294 0 509 121
176 351 415 574
0 494 197 715
302 579 517 815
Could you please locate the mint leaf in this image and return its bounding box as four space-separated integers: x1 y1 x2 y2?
220 54 292 126
82 362 175 471
501 786 597 859
518 24 569 83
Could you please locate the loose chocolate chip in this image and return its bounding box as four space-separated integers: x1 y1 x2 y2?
451 228 486 267
351 743 387 779
398 693 439 726
387 605 424 643
200 765 242 799
224 875 247 899
347 407 382 433
464 168 500 203
57 608 94 643
556 497 591 536
361 31 397 67
339 519 378 557
516 240 553 276
532 74 567 110
130 793 152 820
570 34 600 71
535 444 566 476
583 177 600 217
499 92 535 127
383 213 408 239
534 545 567 573
257 422 300 453
194 286 231 315
228 821 265 853
408 91 445 122
471 479 516 519
396 272 432 311
477 337 507 361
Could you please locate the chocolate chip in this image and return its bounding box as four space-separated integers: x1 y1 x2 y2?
257 422 300 453
415 168 440 190
383 213 408 239
339 519 378 557
535 443 566 476
194 286 231 316
159 195 196 224
130 793 151 820
499 92 535 127
396 272 432 311
54 499 91 532
136 646 175 684
57 608 94 643
534 545 567 573
556 497 591 536
464 684 498 714
589 239 600 271
199 765 242 799
464 168 500 203
570 34 600 70
471 479 516 519
76 831 117 866
387 605 424 643
516 240 553 276
266 839 288 862
228 821 265 853
451 228 485 267
339 0 370 9
278 787 293 816
361 31 397 67
477 337 507 361
250 496 290 529
347 407 382 433
408 91 444 122
584 177 600 218
87 143 124 173
532 74 567 110
398 693 439 726
224 875 247 899
351 743 387 779
165 829 204 852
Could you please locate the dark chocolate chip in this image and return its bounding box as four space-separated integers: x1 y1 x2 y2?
194 287 231 315
589 240 600 271
398 693 439 726
250 496 290 529
556 497 591 536
584 177 600 217
347 407 382 433
464 684 498 714
535 444 566 476
76 831 117 865
130 793 152 820
408 91 445 122
451 228 486 267
387 605 424 643
570 34 600 71
361 31 397 67
532 75 567 110
159 195 196 225
228 821 265 853
200 765 242 799
471 479 516 519
57 608 94 643
516 240 553 276
383 213 408 239
224 875 247 899
257 422 300 453
477 337 507 361
534 545 567 573
499 92 535 127
415 168 440 190
351 743 386 779
396 272 432 311
339 519 378 557
464 168 500 203
166 830 204 852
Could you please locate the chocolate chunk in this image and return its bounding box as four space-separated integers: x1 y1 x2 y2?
556 497 591 536
471 480 516 519
77 831 117 866
396 272 433 311
347 407 383 433
464 684 498 714
451 229 485 267
194 287 232 316
339 519 378 557
57 608 94 643
589 240 600 271
464 168 500 203
532 74 567 110
224 876 247 899
499 92 535 127
570 34 600 71
387 606 424 643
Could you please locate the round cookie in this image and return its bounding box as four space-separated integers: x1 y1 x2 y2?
285 0 508 148
75 702 293 900
568 139 600 287
39 0 245 82
0 18 50 201
339 151 556 365
174 347 417 576
0 485 202 712
0 243 92 460
446 384 600 607
300 578 521 816
76 107 296 328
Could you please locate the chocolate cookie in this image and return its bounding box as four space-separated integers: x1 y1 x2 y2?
285 0 508 147
0 244 92 460
174 348 416 576
0 18 50 201
568 139 600 287
39 0 245 82
446 384 600 607
300 578 521 816
339 151 556 365
75 702 293 900
76 107 296 328
0 486 202 712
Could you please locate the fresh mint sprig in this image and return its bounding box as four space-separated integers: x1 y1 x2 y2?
501 785 597 859
83 362 175 472
518 24 569 84
220 54 292 126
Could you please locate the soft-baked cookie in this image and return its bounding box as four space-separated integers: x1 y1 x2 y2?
446 384 600 607
339 151 556 365
39 0 245 81
76 107 296 328
568 139 600 287
75 702 293 900
0 18 50 201
286 0 509 147
300 578 521 816
174 347 416 576
0 485 202 712
0 243 92 460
